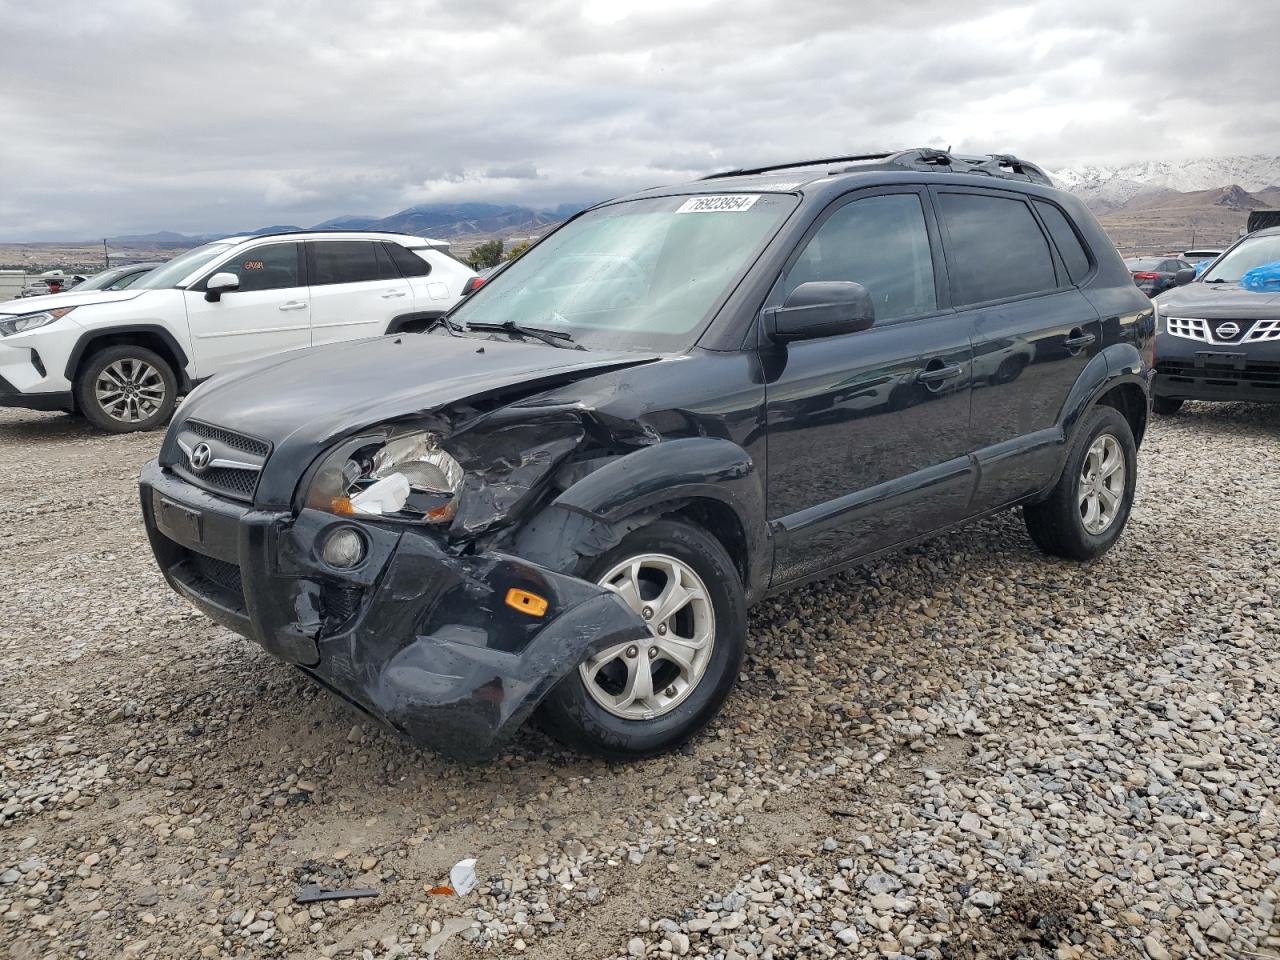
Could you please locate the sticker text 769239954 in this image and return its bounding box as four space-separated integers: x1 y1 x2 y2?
675 195 761 214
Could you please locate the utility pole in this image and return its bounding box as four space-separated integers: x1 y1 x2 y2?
103 239 109 268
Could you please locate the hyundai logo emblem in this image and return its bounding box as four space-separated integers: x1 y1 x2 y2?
1216 321 1240 339
189 442 213 473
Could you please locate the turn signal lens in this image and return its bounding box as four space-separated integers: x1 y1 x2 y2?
505 588 548 617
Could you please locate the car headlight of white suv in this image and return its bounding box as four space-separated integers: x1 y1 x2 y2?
0 305 76 337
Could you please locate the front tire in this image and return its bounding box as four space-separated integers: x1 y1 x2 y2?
1152 397 1183 416
1024 406 1137 561
74 345 177 433
539 519 747 759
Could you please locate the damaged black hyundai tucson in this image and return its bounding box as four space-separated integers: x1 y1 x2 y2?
140 149 1154 760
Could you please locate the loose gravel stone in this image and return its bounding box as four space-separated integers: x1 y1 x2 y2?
1 401 1277 960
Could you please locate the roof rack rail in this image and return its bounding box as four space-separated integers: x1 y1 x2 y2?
701 148 1054 187
848 148 1053 185
700 152 896 180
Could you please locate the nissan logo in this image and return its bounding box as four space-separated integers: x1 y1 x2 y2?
189 442 213 473
1215 321 1241 339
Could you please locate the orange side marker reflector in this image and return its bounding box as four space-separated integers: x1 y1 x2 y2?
505 588 548 617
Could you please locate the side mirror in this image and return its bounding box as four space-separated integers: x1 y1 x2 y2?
205 271 240 302
1174 268 1196 286
765 281 875 343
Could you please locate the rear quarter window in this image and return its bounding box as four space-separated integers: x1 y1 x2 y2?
937 192 1057 305
1034 201 1092 284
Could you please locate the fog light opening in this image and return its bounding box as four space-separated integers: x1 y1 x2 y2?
322 527 367 569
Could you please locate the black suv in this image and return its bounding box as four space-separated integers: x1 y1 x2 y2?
140 149 1153 760
1152 226 1280 414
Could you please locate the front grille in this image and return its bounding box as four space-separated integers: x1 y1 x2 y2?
1158 358 1280 389
178 452 259 499
191 553 243 597
187 420 270 458
1165 316 1280 345
173 420 271 502
180 551 247 613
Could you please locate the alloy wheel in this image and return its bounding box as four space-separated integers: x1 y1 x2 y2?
579 553 716 720
1079 433 1126 534
95 358 166 423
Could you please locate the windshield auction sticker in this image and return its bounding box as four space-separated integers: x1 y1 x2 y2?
676 194 761 214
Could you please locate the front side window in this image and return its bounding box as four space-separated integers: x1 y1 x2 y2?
782 193 937 323
450 193 797 351
937 193 1057 305
214 243 300 293
311 241 382 285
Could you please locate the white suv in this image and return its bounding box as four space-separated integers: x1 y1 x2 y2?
0 231 479 432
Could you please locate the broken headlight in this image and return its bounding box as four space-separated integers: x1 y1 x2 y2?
305 429 464 524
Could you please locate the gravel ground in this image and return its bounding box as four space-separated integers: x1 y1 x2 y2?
1 402 1277 960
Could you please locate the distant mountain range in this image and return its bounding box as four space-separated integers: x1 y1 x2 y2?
1044 156 1280 253
1051 155 1280 213
84 156 1280 258
106 201 588 248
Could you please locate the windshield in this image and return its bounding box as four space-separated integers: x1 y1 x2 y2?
1201 234 1280 283
450 193 797 350
1125 258 1164 271
132 243 233 290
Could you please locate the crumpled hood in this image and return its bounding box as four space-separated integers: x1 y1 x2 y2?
1157 280 1280 318
165 332 660 507
0 287 146 315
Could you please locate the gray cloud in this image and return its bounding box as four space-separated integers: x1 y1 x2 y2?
0 0 1276 239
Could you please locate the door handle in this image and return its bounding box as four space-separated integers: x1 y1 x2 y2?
380 290 408 299
917 362 963 385
278 300 308 311
1064 329 1096 349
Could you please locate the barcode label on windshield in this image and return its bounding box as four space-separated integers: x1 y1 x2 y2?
676 195 761 214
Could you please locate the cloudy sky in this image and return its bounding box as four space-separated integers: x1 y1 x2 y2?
1 0 1277 240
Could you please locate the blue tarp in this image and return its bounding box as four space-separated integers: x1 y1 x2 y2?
1239 261 1280 292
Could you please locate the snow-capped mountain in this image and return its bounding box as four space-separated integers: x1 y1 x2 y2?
1050 155 1280 210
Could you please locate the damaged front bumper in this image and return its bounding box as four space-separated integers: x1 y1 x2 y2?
139 460 648 759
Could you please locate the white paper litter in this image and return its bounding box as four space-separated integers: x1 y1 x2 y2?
449 857 478 896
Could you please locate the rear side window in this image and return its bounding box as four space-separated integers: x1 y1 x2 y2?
783 193 937 323
1034 201 1092 284
937 193 1057 305
311 241 381 285
384 242 432 278
219 243 300 293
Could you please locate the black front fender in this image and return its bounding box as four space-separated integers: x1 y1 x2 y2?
512 437 772 601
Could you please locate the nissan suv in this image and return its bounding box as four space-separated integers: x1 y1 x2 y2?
139 150 1153 760
1152 226 1280 413
0 231 477 432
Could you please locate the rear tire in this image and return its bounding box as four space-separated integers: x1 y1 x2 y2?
1024 405 1137 561
1152 397 1183 416
539 519 746 759
75 344 177 433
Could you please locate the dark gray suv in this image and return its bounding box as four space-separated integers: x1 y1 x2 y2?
140 149 1153 760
